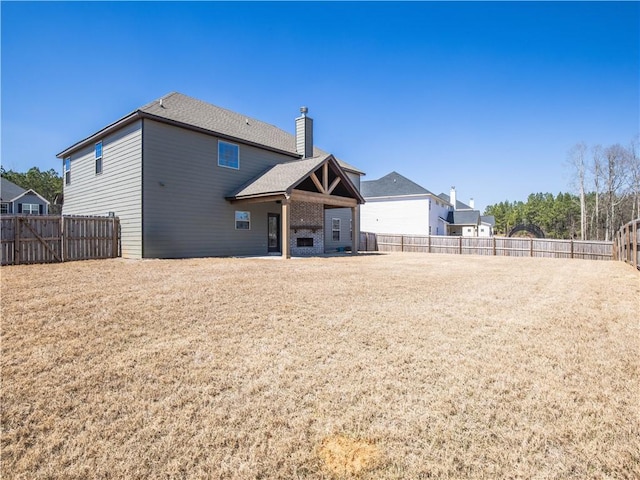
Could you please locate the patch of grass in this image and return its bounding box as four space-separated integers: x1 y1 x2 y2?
2 254 639 478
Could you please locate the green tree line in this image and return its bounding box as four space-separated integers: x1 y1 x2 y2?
485 189 637 240
484 192 581 239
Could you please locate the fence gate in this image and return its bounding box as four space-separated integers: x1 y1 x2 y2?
1 215 120 266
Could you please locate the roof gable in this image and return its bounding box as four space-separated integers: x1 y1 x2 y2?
361 171 433 198
1 178 50 205
57 92 363 174
1 177 26 202
228 154 364 204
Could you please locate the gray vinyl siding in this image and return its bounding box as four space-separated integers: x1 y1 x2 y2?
323 172 361 252
142 120 295 258
62 120 142 258
324 208 354 251
14 193 48 214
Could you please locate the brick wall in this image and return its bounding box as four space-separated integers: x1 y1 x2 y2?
290 201 324 255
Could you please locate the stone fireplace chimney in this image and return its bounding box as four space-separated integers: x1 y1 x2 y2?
295 106 313 158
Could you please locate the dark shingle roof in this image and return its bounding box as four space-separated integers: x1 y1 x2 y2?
437 192 472 210
446 210 481 225
361 171 433 198
231 155 330 198
57 92 362 174
228 154 364 204
481 215 496 226
1 178 26 202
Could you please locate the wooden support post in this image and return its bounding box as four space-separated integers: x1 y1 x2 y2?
428 235 431 254
459 236 462 255
281 200 290 259
570 239 574 259
351 205 359 254
401 235 404 252
530 237 534 257
322 163 329 192
492 236 497 256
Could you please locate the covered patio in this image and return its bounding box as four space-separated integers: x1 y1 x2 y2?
226 154 365 258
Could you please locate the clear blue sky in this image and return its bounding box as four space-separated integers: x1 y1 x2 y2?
2 1 638 212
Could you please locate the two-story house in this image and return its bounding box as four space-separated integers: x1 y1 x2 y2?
57 92 365 259
360 172 494 237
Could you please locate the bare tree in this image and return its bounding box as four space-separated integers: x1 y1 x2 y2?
591 145 604 240
568 142 588 240
603 144 628 241
628 135 640 220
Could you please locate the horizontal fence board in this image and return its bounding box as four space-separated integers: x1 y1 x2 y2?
1 215 120 266
360 232 613 261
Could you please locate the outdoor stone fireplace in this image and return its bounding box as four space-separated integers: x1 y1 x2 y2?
290 201 324 255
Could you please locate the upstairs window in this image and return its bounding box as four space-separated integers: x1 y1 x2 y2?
95 141 103 175
218 141 239 169
64 157 71 185
332 218 341 241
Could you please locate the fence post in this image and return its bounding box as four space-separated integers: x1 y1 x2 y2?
633 221 640 268
112 218 120 258
493 236 496 256
627 223 632 266
13 217 20 265
428 235 431 254
570 239 574 259
401 235 404 252
459 236 462 255
530 238 533 257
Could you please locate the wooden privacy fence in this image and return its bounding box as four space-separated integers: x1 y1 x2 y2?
613 218 639 269
1 215 120 266
359 232 613 261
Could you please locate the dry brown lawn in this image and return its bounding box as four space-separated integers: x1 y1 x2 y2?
1 253 639 479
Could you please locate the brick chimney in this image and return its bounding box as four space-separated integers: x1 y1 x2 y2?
450 186 457 210
296 106 313 158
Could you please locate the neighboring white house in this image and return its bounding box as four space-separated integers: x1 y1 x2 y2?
360 172 451 235
437 190 495 237
360 172 495 237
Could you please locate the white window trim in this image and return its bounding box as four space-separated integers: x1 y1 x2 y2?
218 140 240 170
22 203 40 214
332 218 341 241
235 211 250 230
64 157 71 185
0 203 9 214
95 141 103 175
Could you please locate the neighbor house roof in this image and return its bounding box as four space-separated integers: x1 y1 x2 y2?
361 171 434 198
481 215 496 226
0 178 50 204
446 210 480 225
437 192 472 210
228 154 364 204
56 92 363 174
1 178 26 202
